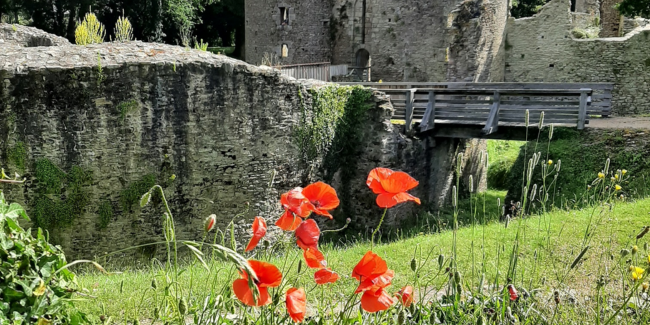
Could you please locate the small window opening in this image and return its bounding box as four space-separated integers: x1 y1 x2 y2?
281 44 289 58
280 7 289 25
549 64 554 68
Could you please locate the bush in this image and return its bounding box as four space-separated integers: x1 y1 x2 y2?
75 13 105 45
486 140 524 190
0 193 83 324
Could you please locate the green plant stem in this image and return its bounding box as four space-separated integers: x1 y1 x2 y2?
371 208 388 250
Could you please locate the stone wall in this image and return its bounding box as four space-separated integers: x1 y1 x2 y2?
0 34 486 258
0 23 70 48
244 0 332 65
504 0 650 115
599 0 622 37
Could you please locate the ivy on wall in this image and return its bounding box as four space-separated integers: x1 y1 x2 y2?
32 159 93 230
294 85 374 164
7 142 26 173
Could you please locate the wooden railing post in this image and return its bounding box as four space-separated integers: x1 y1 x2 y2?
482 91 501 135
405 90 415 133
420 91 436 132
578 89 588 130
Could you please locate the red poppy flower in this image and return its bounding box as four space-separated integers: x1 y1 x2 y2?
355 269 394 294
352 251 388 283
295 219 320 251
275 210 303 231
302 182 339 219
276 188 314 231
286 288 307 323
396 286 414 307
507 284 518 301
360 287 394 313
314 268 339 285
232 260 282 307
303 247 327 269
366 168 421 208
245 216 267 252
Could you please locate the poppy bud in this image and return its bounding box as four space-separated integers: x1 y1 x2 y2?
178 297 188 315
621 249 630 257
454 271 462 285
507 284 518 301
438 254 445 269
204 214 216 232
554 290 560 304
398 310 406 325
637 227 649 240
151 278 158 290
297 259 303 274
410 258 417 272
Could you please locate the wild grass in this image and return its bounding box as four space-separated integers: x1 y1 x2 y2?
62 116 650 324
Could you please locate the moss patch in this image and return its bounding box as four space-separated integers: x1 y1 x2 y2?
7 141 26 172
32 159 93 229
117 99 139 121
97 200 114 229
120 174 156 212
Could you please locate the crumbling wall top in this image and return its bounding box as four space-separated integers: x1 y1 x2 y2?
0 23 71 48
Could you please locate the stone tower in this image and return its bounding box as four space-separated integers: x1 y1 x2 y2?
244 0 332 65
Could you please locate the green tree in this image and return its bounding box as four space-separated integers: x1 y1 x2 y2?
510 0 549 18
616 0 650 18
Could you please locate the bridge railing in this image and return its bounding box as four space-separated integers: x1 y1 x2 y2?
338 82 613 117
362 87 594 135
275 62 348 81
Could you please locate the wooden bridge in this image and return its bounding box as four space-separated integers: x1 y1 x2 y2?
339 82 614 140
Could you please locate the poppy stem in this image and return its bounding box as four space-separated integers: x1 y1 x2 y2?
371 208 388 250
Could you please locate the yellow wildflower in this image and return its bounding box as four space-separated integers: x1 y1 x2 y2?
647 254 650 264
548 160 553 165
615 185 622 191
598 172 605 179
633 245 639 254
622 169 627 175
632 266 644 280
378 79 383 83
615 174 619 180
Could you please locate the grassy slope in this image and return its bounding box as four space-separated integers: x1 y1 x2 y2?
76 197 650 320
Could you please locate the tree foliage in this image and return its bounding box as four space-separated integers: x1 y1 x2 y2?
0 0 245 57
616 0 650 19
510 0 549 18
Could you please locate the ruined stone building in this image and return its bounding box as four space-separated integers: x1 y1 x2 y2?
245 0 650 115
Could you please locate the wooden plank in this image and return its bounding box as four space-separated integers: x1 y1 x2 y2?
405 90 415 133
578 90 588 130
483 91 500 135
499 100 581 106
420 91 436 132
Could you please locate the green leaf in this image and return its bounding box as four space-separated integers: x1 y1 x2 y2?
184 242 209 271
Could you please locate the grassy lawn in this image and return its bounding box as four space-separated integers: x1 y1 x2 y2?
75 196 650 323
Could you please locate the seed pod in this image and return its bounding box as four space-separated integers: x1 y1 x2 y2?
538 111 545 129
454 271 462 285
297 259 303 274
178 297 188 315
570 246 589 269
549 124 554 140
525 110 530 127
505 215 510 229
604 158 611 175
557 159 561 172
637 226 650 240
497 198 501 207
410 258 417 272
554 290 560 304
151 278 158 290
469 175 474 193
621 249 631 257
438 254 445 269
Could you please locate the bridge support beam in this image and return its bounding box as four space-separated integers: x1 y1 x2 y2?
482 91 501 135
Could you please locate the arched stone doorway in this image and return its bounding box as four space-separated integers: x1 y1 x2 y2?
355 49 371 81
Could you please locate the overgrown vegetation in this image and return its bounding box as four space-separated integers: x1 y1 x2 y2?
32 160 93 230
486 140 523 190
117 99 139 121
7 141 26 172
294 85 373 163
507 128 650 205
74 12 106 45
97 200 114 229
